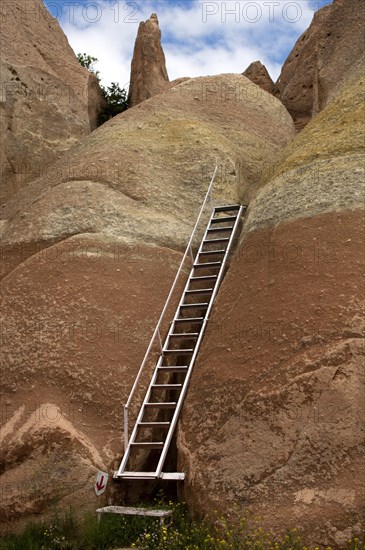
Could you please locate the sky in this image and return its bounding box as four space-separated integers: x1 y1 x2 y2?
43 0 333 89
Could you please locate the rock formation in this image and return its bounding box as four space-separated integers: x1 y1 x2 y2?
178 57 365 547
242 61 275 95
128 13 169 107
1 2 364 544
276 0 365 130
0 73 294 528
0 0 105 205
0 74 294 281
0 238 183 524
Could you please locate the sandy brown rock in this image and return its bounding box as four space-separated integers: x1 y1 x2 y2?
178 56 365 547
251 55 365 229
0 235 183 527
0 0 105 204
0 73 294 280
128 13 169 107
242 61 275 95
0 71 294 529
276 0 365 130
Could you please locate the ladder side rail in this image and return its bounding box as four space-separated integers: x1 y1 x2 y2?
123 165 219 448
117 354 166 476
118 211 217 476
155 317 209 478
163 216 213 344
155 206 244 477
162 199 220 346
163 198 220 345
203 205 244 320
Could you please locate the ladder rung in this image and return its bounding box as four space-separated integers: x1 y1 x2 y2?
203 238 229 244
151 384 183 389
180 303 208 308
199 250 225 256
169 332 199 337
114 472 159 479
130 442 164 449
214 204 240 212
145 402 177 409
161 472 185 480
193 262 221 268
116 202 245 480
157 366 188 372
190 276 217 281
163 348 194 353
207 227 233 233
138 422 171 428
211 216 237 223
173 317 204 323
185 289 213 294
114 472 184 480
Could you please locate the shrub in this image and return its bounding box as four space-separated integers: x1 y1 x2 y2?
99 82 129 124
0 502 364 549
77 53 129 124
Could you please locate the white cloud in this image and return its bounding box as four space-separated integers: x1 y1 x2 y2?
164 42 282 82
46 0 331 88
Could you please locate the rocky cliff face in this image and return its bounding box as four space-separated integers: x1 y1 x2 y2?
242 61 275 95
1 1 364 543
276 0 365 130
0 238 183 525
0 0 105 205
0 73 294 527
0 74 293 281
128 13 169 107
178 57 365 547
245 0 365 131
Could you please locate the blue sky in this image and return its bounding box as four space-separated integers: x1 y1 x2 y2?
43 0 332 88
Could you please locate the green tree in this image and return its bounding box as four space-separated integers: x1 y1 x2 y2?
77 52 100 79
99 82 129 123
77 53 129 124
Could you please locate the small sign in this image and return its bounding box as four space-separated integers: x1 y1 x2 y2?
94 470 108 496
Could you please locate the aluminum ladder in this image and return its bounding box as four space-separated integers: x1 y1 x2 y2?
115 172 245 481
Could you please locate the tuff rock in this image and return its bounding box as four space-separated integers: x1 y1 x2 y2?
128 14 169 107
0 71 294 527
0 0 105 205
242 61 275 95
276 0 365 130
1 2 364 545
178 56 365 548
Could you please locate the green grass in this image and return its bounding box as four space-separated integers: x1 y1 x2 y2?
0 502 364 550
0 509 151 550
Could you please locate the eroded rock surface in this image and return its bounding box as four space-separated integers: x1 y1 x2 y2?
0 0 105 204
0 73 294 281
0 236 183 526
242 61 275 95
276 0 365 130
178 57 365 548
128 13 169 107
0 72 294 527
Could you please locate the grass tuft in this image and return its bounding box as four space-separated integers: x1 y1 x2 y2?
0 501 363 550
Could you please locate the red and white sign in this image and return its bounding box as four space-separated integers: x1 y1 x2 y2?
94 470 108 496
